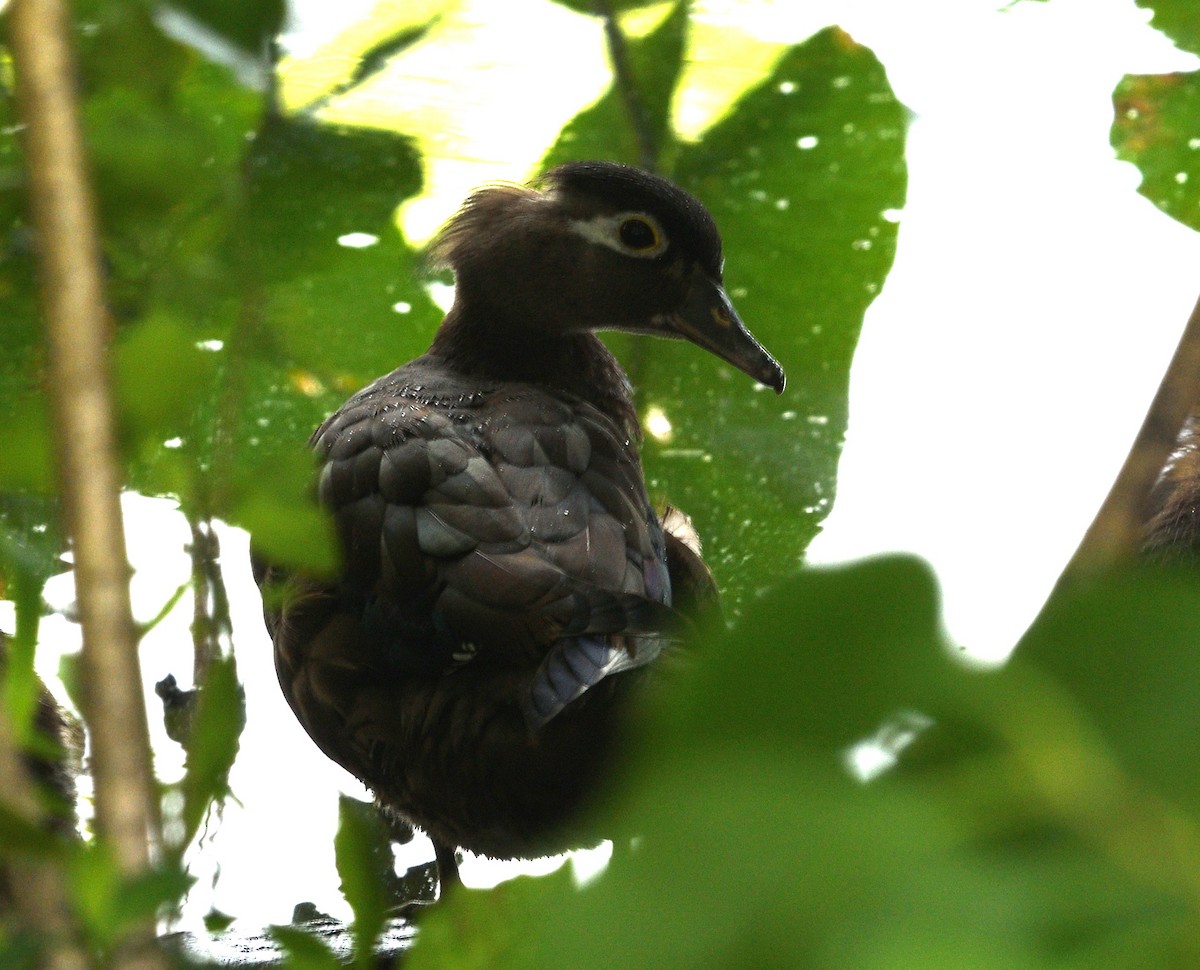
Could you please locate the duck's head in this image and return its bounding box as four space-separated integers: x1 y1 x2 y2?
428 160 785 393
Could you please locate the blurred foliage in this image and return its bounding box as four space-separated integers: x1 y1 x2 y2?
0 0 1199 968
268 924 341 970
1113 3 1200 229
412 559 1200 969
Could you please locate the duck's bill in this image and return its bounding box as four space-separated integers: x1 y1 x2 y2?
662 274 786 393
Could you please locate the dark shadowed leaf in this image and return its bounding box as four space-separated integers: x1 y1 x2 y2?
169 0 287 54
221 116 436 571
203 908 236 933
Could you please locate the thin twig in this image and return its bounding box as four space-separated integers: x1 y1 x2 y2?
188 516 233 685
594 0 658 173
1058 288 1200 583
7 0 165 966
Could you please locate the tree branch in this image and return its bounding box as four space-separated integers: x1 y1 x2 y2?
7 0 165 965
188 516 233 686
1058 288 1200 582
594 0 659 172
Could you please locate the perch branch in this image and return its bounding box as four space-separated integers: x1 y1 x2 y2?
1058 287 1200 583
7 0 165 965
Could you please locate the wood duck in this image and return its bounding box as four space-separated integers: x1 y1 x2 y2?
253 161 784 889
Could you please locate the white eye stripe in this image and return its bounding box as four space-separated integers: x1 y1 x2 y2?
567 211 669 259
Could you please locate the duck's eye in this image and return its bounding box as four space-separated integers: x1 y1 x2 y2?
619 217 660 251
568 212 666 257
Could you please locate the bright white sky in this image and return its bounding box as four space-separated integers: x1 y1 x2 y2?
11 0 1200 936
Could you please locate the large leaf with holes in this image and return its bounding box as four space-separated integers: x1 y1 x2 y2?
541 25 906 610
1112 71 1200 231
661 27 906 609
1112 4 1200 231
1136 0 1200 56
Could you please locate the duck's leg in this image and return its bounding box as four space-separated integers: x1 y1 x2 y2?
433 839 461 897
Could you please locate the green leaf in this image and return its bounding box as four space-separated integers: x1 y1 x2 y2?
55 654 84 724
0 586 43 749
0 0 270 516
219 116 435 571
300 21 441 114
1136 0 1200 55
0 396 55 494
407 871 575 970
1017 568 1200 813
234 492 339 576
114 312 219 447
648 26 906 610
1112 70 1200 231
542 1 690 169
661 555 952 753
66 841 121 948
268 924 341 970
112 863 196 931
204 907 236 933
334 794 394 970
173 655 244 853
0 934 41 970
240 116 434 380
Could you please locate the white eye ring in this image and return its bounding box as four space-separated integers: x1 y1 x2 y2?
568 211 669 258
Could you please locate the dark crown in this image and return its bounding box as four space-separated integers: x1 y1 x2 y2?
543 161 724 276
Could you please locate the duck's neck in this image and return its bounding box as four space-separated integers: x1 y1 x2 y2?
429 302 640 440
